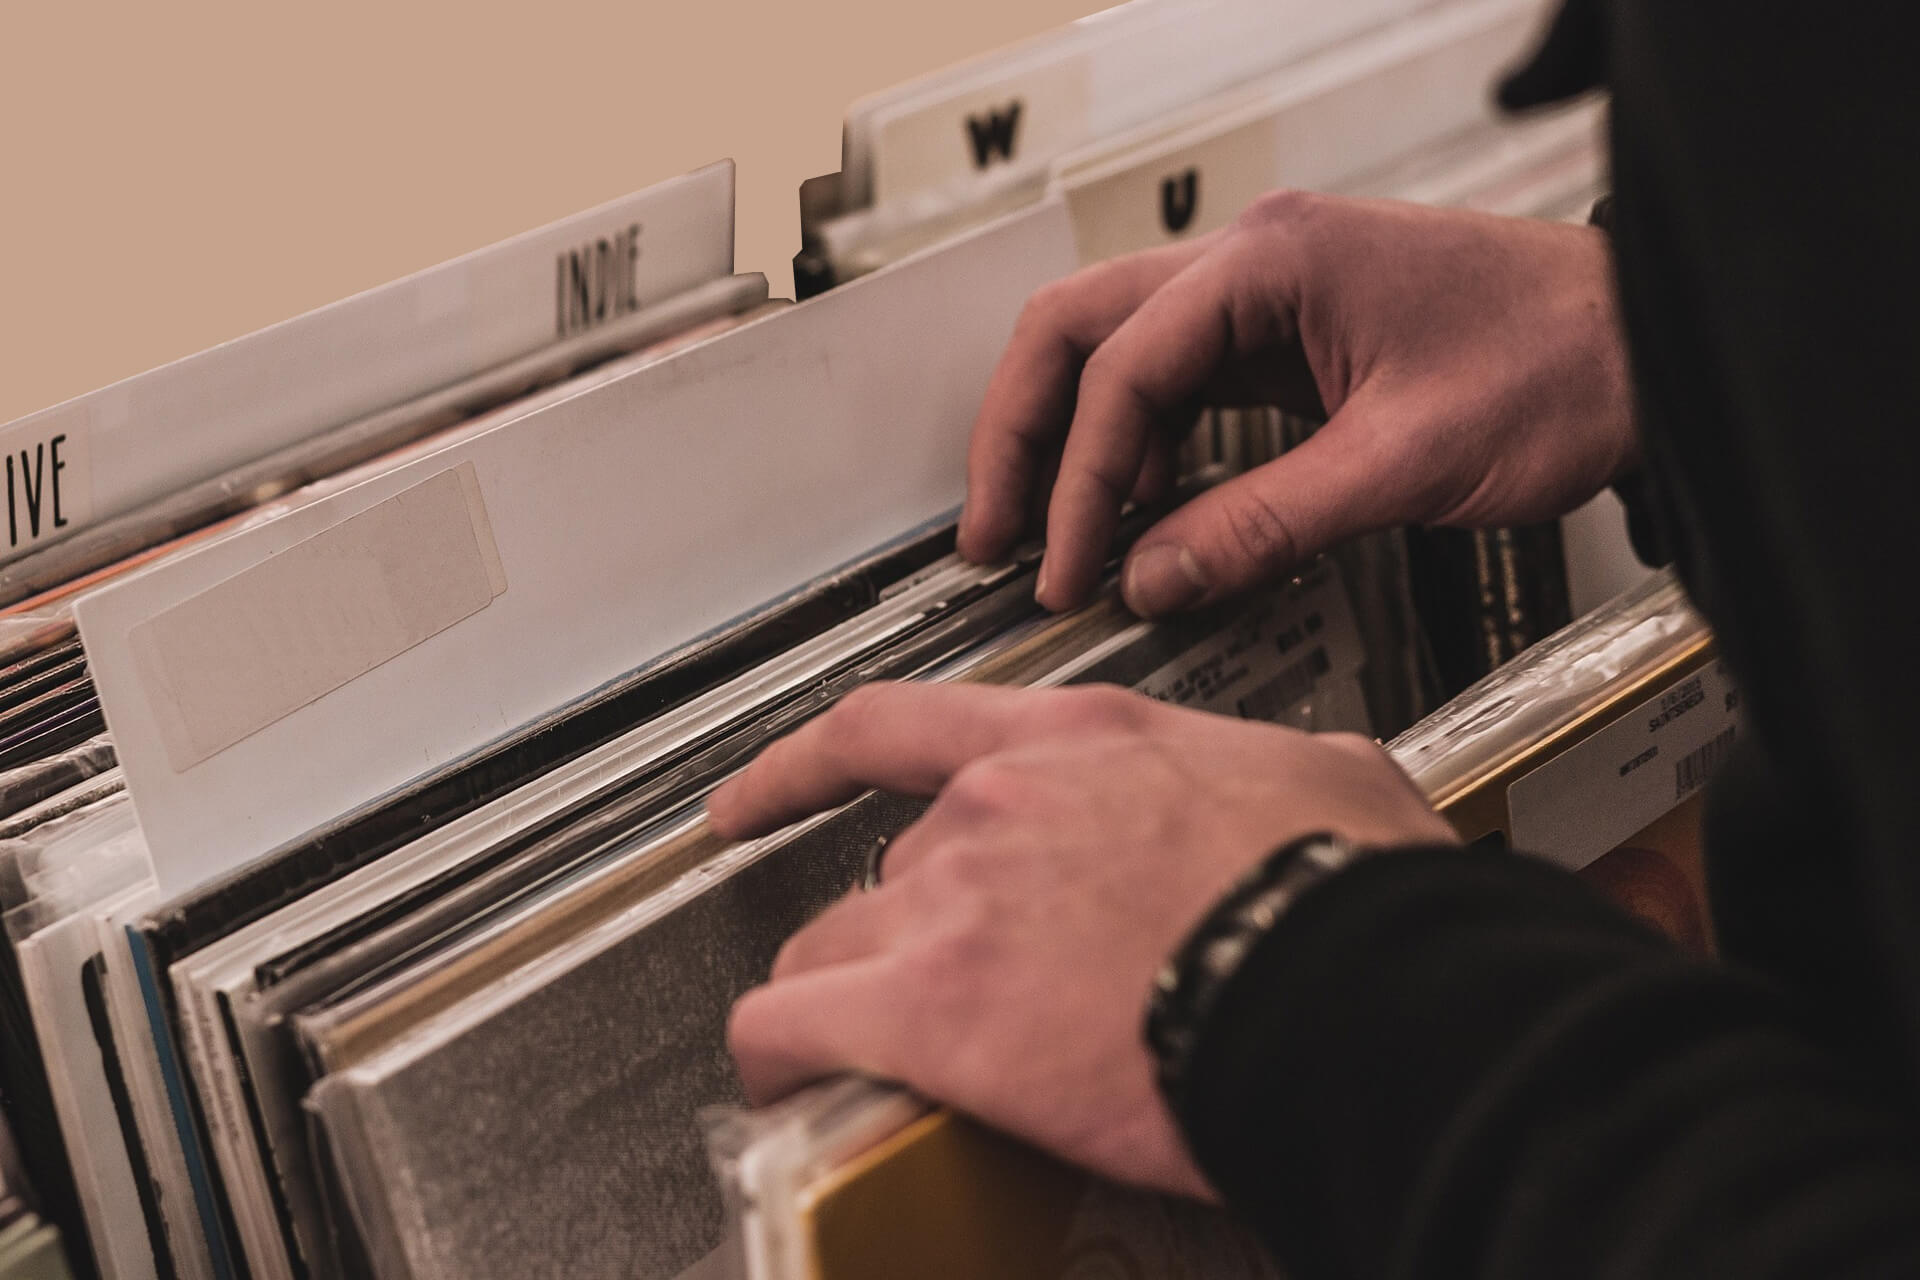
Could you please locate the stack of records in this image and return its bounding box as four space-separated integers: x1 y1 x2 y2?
0 165 770 1279
702 565 1733 1280
1 3 1727 1278
1 1106 75 1280
796 0 1650 696
1 124 1424 1279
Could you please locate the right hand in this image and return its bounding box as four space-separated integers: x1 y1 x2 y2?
957 191 1638 614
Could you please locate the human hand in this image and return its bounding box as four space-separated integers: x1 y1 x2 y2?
707 682 1458 1199
958 192 1635 614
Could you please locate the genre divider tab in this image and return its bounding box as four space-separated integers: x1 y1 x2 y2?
0 163 735 567
75 201 1083 897
844 0 1446 212
1055 0 1542 265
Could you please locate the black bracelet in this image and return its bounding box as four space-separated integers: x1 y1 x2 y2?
1145 831 1363 1121
1588 193 1614 233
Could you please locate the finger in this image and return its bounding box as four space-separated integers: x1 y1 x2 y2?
729 963 901 1105
1118 390 1417 616
1039 232 1298 610
959 236 1222 565
1025 448 1064 547
770 887 905 981
706 682 1040 839
1129 433 1178 507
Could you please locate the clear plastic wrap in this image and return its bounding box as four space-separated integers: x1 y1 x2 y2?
0 1211 75 1279
703 1079 1281 1280
0 736 116 826
0 610 75 671
1 792 142 942
1384 567 1706 805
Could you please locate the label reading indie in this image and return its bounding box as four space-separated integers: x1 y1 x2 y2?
554 223 642 338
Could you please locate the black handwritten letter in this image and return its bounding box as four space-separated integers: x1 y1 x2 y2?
1161 169 1199 234
20 444 44 540
50 434 68 529
966 101 1023 169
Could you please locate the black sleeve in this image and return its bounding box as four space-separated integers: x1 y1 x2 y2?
1178 848 1920 1280
1169 1 1920 1274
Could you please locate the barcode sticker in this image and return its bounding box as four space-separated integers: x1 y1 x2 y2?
1508 662 1742 870
1675 725 1737 801
1134 562 1367 731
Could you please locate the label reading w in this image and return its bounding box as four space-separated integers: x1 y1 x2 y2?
965 100 1023 169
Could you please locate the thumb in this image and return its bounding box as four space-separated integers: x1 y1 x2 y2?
1119 406 1410 616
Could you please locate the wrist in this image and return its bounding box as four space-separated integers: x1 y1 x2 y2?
1146 830 1369 1126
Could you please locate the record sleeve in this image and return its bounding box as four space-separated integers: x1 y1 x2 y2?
0 1212 75 1280
706 1080 1278 1280
137 522 969 1279
702 572 1728 1280
297 562 1372 1279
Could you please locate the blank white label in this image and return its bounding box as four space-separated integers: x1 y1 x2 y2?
1508 661 1742 870
129 463 506 772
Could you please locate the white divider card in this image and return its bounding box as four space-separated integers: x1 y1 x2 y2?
1508 661 1743 870
0 163 734 564
76 202 1085 897
128 464 507 773
1055 0 1544 264
848 0 1459 209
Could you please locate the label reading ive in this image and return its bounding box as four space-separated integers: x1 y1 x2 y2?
128 463 507 772
1508 661 1743 871
1135 562 1369 732
0 412 92 554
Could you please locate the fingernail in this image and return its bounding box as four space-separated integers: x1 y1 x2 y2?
706 783 737 833
1035 561 1053 605
1125 544 1208 616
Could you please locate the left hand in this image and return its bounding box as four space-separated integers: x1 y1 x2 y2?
707 681 1457 1199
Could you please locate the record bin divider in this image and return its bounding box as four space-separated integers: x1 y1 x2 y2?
0 164 735 570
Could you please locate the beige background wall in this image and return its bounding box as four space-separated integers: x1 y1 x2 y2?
0 0 1102 424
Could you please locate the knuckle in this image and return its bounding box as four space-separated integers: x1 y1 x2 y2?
925 840 1001 894
826 682 894 742
1076 340 1125 391
1216 487 1302 571
1321 730 1386 760
1236 187 1326 233
1048 684 1148 733
909 912 998 998
767 930 815 982
944 757 1032 817
1016 277 1080 335
725 986 773 1057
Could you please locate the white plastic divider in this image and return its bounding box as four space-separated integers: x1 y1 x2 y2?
1047 0 1542 262
842 0 1466 210
0 163 734 563
75 201 1084 897
814 0 1551 278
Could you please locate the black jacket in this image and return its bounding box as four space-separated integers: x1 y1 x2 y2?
1178 3 1920 1275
